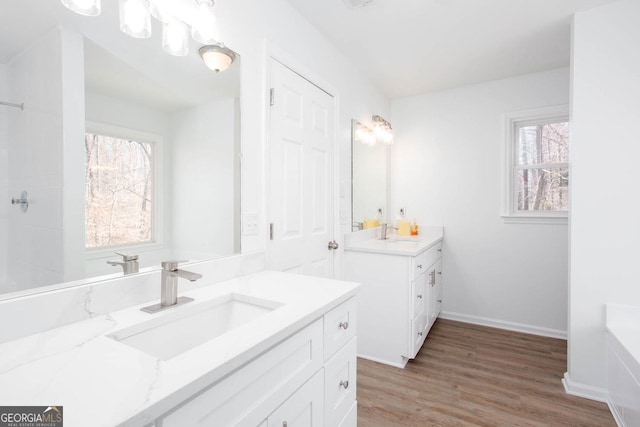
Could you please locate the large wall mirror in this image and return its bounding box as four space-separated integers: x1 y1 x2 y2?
351 119 388 231
0 1 241 299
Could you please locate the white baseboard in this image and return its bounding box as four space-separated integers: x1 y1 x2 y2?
357 353 407 369
439 311 567 340
562 372 608 403
607 401 624 426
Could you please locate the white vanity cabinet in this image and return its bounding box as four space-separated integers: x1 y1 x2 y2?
345 230 443 368
158 297 357 427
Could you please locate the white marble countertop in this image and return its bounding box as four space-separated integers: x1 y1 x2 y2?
606 303 640 381
345 226 443 257
0 271 360 427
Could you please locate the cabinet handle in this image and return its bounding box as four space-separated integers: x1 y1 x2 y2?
340 380 349 389
418 332 423 336
339 321 349 330
417 294 423 299
438 271 442 275
417 264 423 269
438 299 442 303
437 248 442 252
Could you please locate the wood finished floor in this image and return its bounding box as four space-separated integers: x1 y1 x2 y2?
357 319 615 427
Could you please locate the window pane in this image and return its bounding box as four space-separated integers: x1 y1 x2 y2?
517 167 568 212
518 122 569 165
85 133 153 248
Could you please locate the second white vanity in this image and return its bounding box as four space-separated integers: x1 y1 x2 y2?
345 226 443 368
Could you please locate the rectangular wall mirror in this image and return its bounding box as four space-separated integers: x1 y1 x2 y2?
0 1 241 299
351 119 388 231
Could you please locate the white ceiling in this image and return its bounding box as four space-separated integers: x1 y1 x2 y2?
285 0 621 98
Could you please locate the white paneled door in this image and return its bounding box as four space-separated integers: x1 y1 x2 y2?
268 59 336 278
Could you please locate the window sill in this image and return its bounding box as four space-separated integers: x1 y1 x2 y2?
501 215 568 225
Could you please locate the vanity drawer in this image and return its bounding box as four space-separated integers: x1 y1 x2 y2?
324 337 357 427
324 298 357 360
412 241 442 280
411 274 427 320
407 313 428 358
162 319 323 427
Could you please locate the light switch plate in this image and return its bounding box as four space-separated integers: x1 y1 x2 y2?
243 212 259 236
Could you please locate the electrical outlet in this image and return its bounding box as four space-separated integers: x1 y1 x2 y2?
243 212 259 236
340 209 348 225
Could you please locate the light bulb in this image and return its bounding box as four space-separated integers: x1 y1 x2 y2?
162 19 189 56
191 1 218 44
119 0 152 38
61 0 101 16
149 0 171 23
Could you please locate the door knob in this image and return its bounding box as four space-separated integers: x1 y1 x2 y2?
328 240 339 250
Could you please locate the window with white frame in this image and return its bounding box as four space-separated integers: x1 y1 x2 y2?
85 124 160 249
503 106 569 223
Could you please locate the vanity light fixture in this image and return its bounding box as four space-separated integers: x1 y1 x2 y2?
61 0 101 16
199 44 236 73
354 121 375 146
191 0 219 44
162 18 190 56
119 0 152 38
372 115 394 145
60 0 226 62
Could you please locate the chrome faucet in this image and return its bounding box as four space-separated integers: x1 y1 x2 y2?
107 252 139 274
380 223 397 240
141 261 202 314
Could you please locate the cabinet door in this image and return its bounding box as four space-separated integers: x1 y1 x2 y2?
268 370 324 427
324 338 357 426
408 313 428 358
337 402 356 427
324 298 357 360
411 272 427 320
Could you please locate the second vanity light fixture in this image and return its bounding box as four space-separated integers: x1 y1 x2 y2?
355 115 394 146
60 0 236 71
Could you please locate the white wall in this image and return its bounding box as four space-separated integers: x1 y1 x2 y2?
85 91 171 136
568 0 640 397
210 0 390 271
60 28 86 285
0 64 7 287
170 98 239 258
390 68 570 336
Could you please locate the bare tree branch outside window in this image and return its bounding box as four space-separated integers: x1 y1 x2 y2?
516 122 569 212
85 133 153 248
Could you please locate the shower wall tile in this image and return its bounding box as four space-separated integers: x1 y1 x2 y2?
7 28 65 291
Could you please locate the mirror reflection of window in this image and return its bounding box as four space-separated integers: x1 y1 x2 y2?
85 131 156 248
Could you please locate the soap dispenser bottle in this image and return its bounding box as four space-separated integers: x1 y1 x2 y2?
397 208 411 237
411 219 419 236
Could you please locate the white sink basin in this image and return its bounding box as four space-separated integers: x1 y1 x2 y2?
108 293 283 360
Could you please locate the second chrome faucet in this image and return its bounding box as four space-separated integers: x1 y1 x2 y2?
141 261 203 314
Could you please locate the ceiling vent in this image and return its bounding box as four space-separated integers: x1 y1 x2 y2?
343 0 374 9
